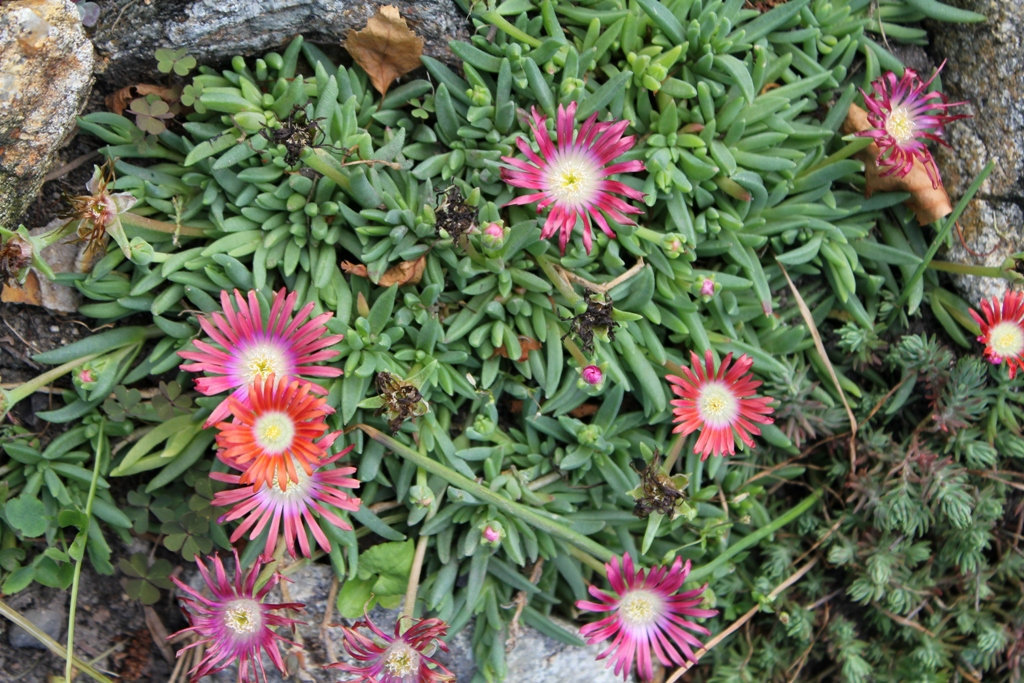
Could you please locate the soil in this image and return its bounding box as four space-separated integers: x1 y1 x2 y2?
0 559 179 682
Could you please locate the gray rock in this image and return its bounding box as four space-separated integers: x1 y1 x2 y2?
8 600 67 649
0 0 95 231
90 0 469 85
929 0 1024 304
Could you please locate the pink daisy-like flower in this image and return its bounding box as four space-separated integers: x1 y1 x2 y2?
857 61 968 188
169 550 303 683
576 554 717 681
212 446 361 559
179 288 343 426
216 375 339 491
500 101 645 255
970 290 1024 378
667 350 774 459
326 613 455 683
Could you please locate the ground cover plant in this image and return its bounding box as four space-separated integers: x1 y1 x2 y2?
3 0 1023 681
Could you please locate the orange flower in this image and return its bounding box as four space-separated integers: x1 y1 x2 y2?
215 376 338 490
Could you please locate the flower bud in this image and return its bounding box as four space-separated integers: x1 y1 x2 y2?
700 278 715 298
581 365 603 386
481 222 505 249
128 237 155 265
481 521 504 546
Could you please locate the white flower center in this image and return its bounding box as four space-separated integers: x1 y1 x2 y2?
545 150 601 208
384 641 419 677
885 105 916 144
988 321 1024 359
224 599 261 635
241 342 288 384
253 412 295 453
697 381 739 428
263 469 308 500
618 589 661 628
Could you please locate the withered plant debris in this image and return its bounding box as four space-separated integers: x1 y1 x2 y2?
259 106 334 167
630 453 687 519
565 294 616 354
345 5 425 96
0 237 32 287
434 186 476 243
494 335 543 362
341 255 427 287
375 371 428 433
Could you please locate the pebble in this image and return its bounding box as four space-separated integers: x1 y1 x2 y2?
8 601 65 650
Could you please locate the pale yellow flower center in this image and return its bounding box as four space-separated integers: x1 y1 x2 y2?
885 105 916 144
546 152 600 207
224 599 261 635
697 382 739 428
988 321 1024 359
618 589 660 628
384 641 419 677
253 412 295 453
242 342 288 384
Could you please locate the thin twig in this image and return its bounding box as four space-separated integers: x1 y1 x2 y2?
43 151 102 183
556 258 646 295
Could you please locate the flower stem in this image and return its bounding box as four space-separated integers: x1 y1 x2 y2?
402 492 433 622
535 252 583 306
2 352 102 419
65 420 106 683
886 160 995 325
928 259 1019 280
802 137 873 176
481 11 543 48
359 424 614 562
120 212 206 237
0 600 113 683
686 490 823 585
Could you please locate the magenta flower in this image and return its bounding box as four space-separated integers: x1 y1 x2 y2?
326 613 455 682
581 364 604 386
576 554 716 681
857 61 968 188
211 445 361 559
179 288 343 425
500 101 645 255
169 550 303 683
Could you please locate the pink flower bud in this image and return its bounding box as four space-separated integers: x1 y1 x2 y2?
482 222 505 248
700 278 715 297
483 525 501 543
582 365 603 386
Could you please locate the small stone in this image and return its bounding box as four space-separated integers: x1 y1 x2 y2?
0 0 95 231
8 602 66 649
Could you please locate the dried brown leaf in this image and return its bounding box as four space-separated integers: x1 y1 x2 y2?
494 336 543 362
345 5 424 96
342 255 426 286
843 103 953 225
340 261 369 278
1 271 42 306
106 84 181 116
378 255 426 286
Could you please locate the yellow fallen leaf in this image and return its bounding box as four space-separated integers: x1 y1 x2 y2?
345 5 424 96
